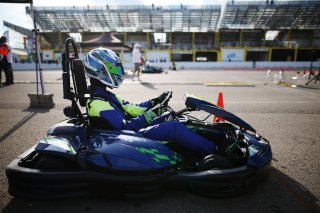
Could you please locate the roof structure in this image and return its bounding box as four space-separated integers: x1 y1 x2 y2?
3 1 318 35
3 21 32 36
26 5 221 33
80 33 131 50
221 1 320 29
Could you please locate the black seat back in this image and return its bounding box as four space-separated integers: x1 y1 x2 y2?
71 59 87 107
63 38 87 123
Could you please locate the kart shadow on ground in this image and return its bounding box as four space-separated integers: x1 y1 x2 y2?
297 84 320 90
2 167 319 213
261 168 320 213
140 81 156 90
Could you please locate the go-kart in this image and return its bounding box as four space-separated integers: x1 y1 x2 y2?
141 61 164 73
6 38 272 199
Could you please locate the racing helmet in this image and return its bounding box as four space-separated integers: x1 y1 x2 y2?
84 48 125 88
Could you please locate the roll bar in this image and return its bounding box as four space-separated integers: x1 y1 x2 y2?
62 38 85 123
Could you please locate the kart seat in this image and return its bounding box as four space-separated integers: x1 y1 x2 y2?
62 57 88 119
71 59 88 107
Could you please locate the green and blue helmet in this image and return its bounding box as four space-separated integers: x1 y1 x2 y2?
84 48 125 88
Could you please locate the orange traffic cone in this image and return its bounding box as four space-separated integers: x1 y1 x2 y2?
213 92 225 122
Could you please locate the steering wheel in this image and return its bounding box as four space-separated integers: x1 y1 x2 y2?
159 91 173 107
152 91 175 118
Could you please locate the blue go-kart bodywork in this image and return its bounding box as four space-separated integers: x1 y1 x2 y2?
6 39 272 199
6 93 272 199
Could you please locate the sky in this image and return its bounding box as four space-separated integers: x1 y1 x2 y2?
0 0 307 36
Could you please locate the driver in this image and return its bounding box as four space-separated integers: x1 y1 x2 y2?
84 48 233 157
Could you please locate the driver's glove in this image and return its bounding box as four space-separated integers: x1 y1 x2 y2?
150 91 172 107
150 105 164 117
143 110 157 124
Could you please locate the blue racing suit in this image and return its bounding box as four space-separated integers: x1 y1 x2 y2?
86 86 215 156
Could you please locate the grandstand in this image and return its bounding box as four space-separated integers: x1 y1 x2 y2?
3 0 320 70
221 0 320 29
26 5 221 33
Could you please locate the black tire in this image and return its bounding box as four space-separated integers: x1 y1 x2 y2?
189 154 241 198
197 154 232 171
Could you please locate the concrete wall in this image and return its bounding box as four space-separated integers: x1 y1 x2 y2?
12 61 320 71
12 63 62 70
124 61 320 70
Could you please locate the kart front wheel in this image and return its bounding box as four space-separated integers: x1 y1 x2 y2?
197 154 232 171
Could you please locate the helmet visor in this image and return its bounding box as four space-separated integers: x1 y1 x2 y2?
100 63 124 88
104 61 125 76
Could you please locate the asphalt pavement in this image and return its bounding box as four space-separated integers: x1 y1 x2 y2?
0 69 320 213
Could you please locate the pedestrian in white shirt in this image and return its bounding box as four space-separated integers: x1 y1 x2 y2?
132 43 141 80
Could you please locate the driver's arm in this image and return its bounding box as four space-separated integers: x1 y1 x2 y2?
87 99 157 131
115 91 171 118
99 106 157 131
115 95 153 117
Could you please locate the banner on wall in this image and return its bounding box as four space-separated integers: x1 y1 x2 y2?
221 48 244 62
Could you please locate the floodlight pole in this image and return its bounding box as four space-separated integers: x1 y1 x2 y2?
30 0 45 94
27 0 54 108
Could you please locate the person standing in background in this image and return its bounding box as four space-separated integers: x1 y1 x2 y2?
0 37 9 86
5 36 14 85
264 69 271 85
132 43 141 80
0 36 14 86
0 53 3 87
